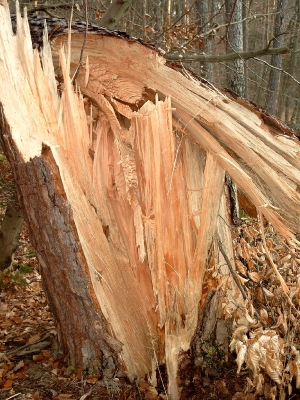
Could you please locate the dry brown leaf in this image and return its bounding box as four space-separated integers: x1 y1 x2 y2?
27 333 41 344
144 25 155 33
245 310 256 325
257 241 264 253
240 238 251 261
84 375 99 384
247 226 259 237
269 386 277 400
262 287 274 298
271 313 284 330
232 393 255 399
33 354 46 362
248 271 261 283
14 370 27 379
232 325 249 340
2 378 13 389
13 360 24 371
144 387 159 400
260 308 268 323
278 254 291 266
248 259 257 271
287 360 300 388
247 341 261 376
235 341 247 374
254 373 264 395
236 260 247 275
274 245 285 252
265 356 282 384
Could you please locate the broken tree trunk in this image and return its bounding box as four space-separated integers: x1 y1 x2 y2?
1 5 300 399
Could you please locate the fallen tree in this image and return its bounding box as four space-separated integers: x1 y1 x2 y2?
1 3 300 398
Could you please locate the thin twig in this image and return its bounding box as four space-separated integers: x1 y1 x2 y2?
27 2 73 14
253 56 300 86
72 0 88 84
217 235 249 302
218 235 260 321
6 394 22 400
79 388 93 400
258 210 300 316
0 333 51 360
258 210 289 294
154 0 198 40
135 377 143 400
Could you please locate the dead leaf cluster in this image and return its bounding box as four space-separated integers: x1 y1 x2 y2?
215 219 300 398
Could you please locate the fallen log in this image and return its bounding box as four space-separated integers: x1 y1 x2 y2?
1 4 300 398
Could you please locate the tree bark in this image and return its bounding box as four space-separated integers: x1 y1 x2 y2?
265 0 288 116
1 7 300 399
0 144 23 270
99 0 132 30
225 0 245 97
0 201 23 270
196 0 212 80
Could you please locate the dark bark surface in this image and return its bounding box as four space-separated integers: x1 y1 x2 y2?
0 200 23 270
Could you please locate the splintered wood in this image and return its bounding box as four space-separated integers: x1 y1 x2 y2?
1 5 300 399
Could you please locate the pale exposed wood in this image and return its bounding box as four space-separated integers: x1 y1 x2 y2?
1 6 300 399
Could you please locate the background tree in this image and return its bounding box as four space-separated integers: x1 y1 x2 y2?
265 0 288 115
225 0 245 97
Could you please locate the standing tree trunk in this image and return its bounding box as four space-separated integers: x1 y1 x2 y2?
225 0 245 223
265 0 288 115
242 0 249 97
197 0 212 81
1 6 300 399
277 0 300 123
225 0 245 97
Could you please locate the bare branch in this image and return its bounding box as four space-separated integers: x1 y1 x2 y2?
217 235 249 302
72 0 88 83
154 0 198 40
254 56 300 86
166 46 289 62
182 12 280 49
27 2 74 14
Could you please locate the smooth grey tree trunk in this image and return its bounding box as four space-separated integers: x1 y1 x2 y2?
197 0 212 81
265 0 288 116
225 0 244 223
225 0 245 97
